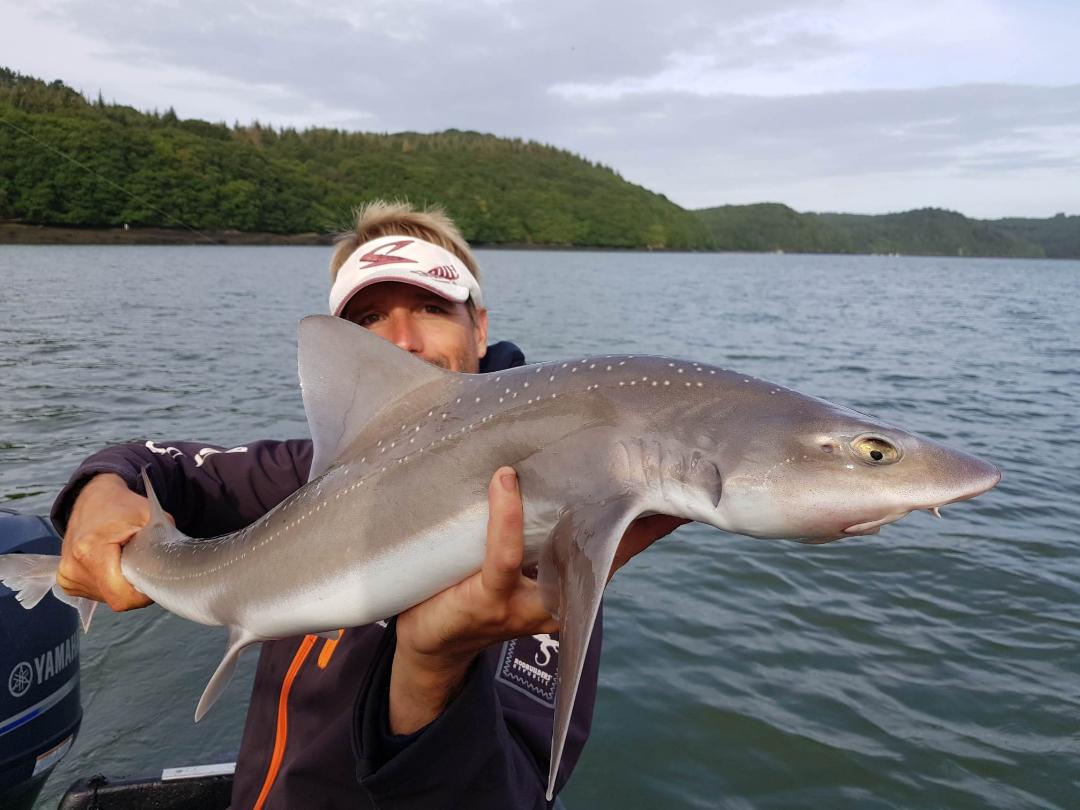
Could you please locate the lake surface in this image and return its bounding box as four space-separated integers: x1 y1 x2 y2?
1 246 1077 809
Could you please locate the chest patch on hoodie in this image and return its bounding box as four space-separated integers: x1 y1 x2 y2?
494 634 560 706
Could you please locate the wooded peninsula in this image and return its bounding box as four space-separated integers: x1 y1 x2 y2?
1 68 1076 258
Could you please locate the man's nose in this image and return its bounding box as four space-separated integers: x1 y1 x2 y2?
385 311 423 354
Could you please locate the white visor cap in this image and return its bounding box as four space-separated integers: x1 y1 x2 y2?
329 235 483 317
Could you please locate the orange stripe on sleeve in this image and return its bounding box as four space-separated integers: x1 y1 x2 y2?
252 634 318 810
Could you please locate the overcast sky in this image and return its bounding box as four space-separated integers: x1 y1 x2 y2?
3 0 1077 218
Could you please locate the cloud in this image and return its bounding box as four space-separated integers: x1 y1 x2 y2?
2 0 1077 216
561 84 1080 216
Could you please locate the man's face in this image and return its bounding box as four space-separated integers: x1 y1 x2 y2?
342 281 489 373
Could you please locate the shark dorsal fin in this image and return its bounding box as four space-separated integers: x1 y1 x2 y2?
298 315 449 481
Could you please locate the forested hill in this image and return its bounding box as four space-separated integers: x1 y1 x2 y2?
0 68 711 249
694 204 1079 259
1 68 1077 257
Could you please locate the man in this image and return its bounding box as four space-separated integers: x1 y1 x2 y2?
51 200 683 809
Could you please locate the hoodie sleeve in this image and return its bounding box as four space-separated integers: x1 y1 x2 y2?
50 438 313 538
353 619 600 809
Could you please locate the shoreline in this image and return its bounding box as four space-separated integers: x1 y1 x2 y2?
0 222 334 246
0 223 1070 260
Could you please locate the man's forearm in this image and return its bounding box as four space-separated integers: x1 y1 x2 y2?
388 647 474 734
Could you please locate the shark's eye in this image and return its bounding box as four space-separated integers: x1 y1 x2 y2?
852 435 900 465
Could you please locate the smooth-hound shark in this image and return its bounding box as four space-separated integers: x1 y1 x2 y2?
0 315 1001 799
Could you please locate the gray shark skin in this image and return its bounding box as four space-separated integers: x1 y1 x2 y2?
0 315 1001 801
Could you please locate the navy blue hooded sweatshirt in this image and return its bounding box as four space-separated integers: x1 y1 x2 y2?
50 342 599 809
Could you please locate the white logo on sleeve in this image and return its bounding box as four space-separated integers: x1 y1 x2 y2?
145 441 248 467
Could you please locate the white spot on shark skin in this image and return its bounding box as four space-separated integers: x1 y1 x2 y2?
606 365 612 371
550 375 555 382
677 368 684 374
524 382 530 388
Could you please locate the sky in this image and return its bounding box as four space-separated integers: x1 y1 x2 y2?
2 0 1078 218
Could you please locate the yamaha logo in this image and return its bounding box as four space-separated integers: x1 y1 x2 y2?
8 660 32 698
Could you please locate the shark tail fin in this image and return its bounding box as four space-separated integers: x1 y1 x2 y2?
0 553 61 609
0 552 98 631
195 625 258 722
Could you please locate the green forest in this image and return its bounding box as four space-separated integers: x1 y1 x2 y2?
1 68 1076 257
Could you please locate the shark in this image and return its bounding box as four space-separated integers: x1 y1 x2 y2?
0 314 1001 800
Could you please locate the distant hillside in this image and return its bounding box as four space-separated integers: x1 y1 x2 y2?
990 214 1080 259
0 68 712 249
2 67 1076 257
695 204 1053 258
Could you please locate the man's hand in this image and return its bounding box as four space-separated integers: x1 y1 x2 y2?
390 467 557 734
388 467 689 735
57 473 156 611
610 514 690 580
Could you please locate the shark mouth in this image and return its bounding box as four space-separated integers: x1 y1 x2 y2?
842 500 966 536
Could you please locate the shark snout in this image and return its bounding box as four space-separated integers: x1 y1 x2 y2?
842 454 1002 536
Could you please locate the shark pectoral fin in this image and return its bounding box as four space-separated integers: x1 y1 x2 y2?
540 498 641 802
297 315 453 482
195 626 258 722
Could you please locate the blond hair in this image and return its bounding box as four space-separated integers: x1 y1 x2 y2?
329 200 481 287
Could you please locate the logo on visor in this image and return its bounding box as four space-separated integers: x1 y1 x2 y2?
357 240 418 269
421 265 460 281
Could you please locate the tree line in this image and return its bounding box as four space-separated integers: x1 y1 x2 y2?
1 67 1075 257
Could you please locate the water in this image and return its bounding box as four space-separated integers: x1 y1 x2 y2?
1 246 1076 809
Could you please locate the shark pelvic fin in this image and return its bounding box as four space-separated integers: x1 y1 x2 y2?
297 315 454 482
538 497 641 802
195 625 258 722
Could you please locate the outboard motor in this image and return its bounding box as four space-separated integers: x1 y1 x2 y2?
0 509 81 810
